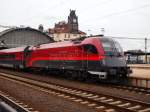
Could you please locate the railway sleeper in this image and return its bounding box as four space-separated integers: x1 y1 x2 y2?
117 103 131 107
127 105 141 110
1 71 149 112
101 99 114 103
139 108 150 112
105 109 116 112
109 101 122 105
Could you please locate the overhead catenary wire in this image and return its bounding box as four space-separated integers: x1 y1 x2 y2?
0 25 18 29
99 3 150 19
22 0 67 24
109 36 150 40
79 0 114 14
81 3 150 26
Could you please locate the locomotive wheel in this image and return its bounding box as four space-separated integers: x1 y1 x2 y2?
64 70 75 80
77 71 88 81
65 70 84 80
70 71 79 80
13 65 20 70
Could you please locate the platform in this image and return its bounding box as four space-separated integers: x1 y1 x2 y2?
130 69 150 79
128 64 150 80
128 64 150 69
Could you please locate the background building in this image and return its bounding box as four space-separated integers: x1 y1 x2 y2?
0 27 54 48
125 50 150 64
48 10 86 41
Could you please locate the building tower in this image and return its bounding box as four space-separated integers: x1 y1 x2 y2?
38 24 44 32
68 10 78 33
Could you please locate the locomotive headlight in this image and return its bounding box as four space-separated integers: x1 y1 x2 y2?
102 59 106 65
109 69 116 75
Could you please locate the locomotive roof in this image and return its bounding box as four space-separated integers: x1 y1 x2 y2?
32 36 114 50
36 41 78 50
0 36 115 53
0 46 25 53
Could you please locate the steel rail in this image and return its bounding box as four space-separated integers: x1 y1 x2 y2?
0 72 150 112
0 91 37 112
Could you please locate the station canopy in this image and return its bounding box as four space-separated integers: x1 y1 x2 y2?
0 27 54 49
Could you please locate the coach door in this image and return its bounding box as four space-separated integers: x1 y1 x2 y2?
23 46 31 68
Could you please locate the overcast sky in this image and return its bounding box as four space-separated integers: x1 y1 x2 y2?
0 0 150 51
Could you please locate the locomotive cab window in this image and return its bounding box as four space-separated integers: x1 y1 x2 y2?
114 41 124 56
83 44 98 54
100 38 123 56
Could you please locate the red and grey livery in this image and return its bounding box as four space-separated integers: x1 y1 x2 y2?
0 36 132 82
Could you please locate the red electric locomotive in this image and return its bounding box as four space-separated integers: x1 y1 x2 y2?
0 36 131 82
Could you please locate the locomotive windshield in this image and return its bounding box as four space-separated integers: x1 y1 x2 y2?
114 41 123 55
100 38 123 56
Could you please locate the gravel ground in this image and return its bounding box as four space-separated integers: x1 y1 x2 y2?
0 68 150 112
0 76 96 112
1 69 150 104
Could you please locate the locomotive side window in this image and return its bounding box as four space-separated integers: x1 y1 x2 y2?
0 54 15 59
83 44 98 54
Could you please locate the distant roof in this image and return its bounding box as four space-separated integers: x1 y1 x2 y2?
0 27 54 41
126 50 144 53
49 21 86 35
0 27 9 32
124 50 150 55
0 28 16 37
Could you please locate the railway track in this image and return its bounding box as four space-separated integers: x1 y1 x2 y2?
0 91 37 112
99 83 150 96
1 67 150 96
0 72 150 112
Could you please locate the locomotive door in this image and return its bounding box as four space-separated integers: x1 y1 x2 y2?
83 44 90 70
81 46 84 69
85 48 89 69
81 45 87 70
76 46 84 70
83 44 98 71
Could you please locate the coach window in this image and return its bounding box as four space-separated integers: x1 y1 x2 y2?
83 44 98 54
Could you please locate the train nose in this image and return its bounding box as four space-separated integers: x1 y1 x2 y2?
102 57 127 67
101 56 132 80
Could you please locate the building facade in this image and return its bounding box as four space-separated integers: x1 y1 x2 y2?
48 10 86 41
125 50 150 64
